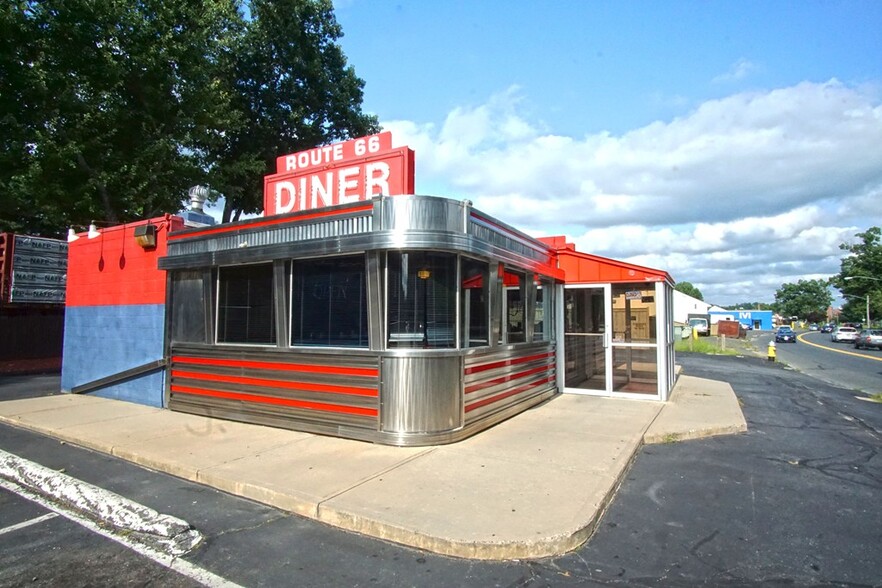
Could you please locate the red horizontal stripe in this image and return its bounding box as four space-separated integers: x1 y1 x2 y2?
168 204 373 241
172 356 378 378
464 352 554 375
170 384 378 417
464 364 551 394
465 376 554 413
172 369 377 397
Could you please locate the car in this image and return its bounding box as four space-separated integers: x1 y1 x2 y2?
775 326 797 343
809 323 819 331
854 329 882 350
820 324 834 333
831 326 858 343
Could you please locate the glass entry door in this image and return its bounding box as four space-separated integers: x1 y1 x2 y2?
563 286 611 392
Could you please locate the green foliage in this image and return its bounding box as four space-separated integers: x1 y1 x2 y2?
773 279 832 322
213 0 380 222
831 227 882 325
724 302 774 310
674 281 703 300
0 0 379 235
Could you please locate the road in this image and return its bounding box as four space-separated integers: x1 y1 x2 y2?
1 357 880 586
755 329 882 395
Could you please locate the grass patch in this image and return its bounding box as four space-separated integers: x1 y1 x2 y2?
674 338 739 355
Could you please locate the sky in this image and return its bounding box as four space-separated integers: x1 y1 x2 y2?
324 0 882 307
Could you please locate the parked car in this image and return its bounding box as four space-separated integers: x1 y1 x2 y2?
775 326 797 343
854 329 882 350
831 326 858 343
820 324 835 333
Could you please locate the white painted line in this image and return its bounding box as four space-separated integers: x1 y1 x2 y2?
0 477 243 588
0 512 58 536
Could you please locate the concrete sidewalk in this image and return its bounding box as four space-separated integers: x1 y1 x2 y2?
0 374 746 560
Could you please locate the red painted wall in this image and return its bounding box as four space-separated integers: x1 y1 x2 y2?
66 216 183 307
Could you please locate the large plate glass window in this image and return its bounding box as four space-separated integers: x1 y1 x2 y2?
387 251 456 348
216 263 276 344
461 257 489 347
290 255 368 347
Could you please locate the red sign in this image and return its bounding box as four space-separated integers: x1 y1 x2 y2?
263 132 414 216
274 132 392 174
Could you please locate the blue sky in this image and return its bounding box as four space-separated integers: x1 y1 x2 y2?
328 1 882 306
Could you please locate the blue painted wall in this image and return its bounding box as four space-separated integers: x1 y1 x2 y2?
61 304 166 407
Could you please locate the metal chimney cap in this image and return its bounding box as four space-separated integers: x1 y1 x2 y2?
188 185 210 211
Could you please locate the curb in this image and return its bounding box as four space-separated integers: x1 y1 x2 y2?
0 448 202 556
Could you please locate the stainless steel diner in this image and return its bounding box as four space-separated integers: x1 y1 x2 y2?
159 195 562 446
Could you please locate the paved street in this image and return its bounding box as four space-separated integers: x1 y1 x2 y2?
1 353 880 586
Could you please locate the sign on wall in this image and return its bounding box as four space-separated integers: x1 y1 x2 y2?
263 131 415 217
9 235 67 304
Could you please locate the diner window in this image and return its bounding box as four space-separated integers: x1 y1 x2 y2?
387 251 456 348
216 263 276 345
611 284 657 343
170 270 207 343
290 255 368 347
461 257 489 347
533 277 553 342
504 270 526 343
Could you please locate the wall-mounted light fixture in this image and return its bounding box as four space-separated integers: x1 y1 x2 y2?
67 222 101 242
417 268 431 280
133 223 157 249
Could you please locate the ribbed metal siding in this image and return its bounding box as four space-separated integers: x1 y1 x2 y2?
462 345 556 424
168 344 380 434
167 214 373 258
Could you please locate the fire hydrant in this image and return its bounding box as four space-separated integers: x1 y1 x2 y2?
767 340 776 362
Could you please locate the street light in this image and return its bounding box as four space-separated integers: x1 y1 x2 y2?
843 276 879 327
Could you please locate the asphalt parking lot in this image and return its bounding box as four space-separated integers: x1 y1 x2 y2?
1 353 880 586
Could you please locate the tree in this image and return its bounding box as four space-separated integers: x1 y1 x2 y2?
774 279 832 323
832 227 882 325
1 0 242 236
674 281 703 301
724 302 774 311
0 0 379 235
211 0 380 223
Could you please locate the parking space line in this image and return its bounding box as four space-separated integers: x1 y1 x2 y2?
0 478 243 588
0 512 58 536
797 333 882 362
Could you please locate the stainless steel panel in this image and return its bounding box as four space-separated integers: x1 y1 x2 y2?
463 344 557 424
378 194 463 233
380 355 462 434
161 196 558 277
168 344 380 432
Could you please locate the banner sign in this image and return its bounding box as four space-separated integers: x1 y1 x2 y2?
9 235 67 304
263 132 415 217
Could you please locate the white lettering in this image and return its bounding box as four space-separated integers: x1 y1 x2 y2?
337 167 361 203
332 143 343 160
365 162 390 196
312 172 334 208
298 177 308 211
285 155 297 172
368 135 380 153
297 152 309 169
275 182 296 213
354 138 366 156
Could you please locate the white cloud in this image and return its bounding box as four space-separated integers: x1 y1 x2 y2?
712 58 759 84
383 80 882 305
